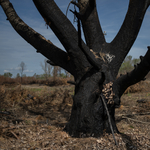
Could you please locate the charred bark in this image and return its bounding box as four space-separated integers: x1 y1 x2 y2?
77 0 106 50
64 69 119 137
1 0 150 137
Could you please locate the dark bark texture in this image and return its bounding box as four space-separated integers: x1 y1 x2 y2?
1 0 150 137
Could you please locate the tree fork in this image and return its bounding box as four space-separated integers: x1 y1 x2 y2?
33 0 92 78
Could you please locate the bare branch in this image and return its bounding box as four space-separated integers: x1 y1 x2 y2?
33 0 93 78
33 0 78 52
70 10 103 70
66 0 74 16
110 0 150 69
114 46 150 97
78 0 106 51
122 116 150 124
116 112 150 117
0 0 76 76
71 1 81 8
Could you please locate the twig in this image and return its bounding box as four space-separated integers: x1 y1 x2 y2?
10 130 19 140
100 95 118 145
66 0 74 16
116 112 150 117
122 116 150 124
71 1 80 8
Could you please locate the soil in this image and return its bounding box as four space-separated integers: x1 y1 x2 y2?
0 83 150 150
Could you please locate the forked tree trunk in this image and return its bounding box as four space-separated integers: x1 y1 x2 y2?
1 0 150 138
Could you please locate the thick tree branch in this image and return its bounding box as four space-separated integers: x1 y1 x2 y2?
114 46 150 98
32 0 78 52
32 0 93 79
70 10 104 70
0 0 76 76
110 0 150 74
78 0 106 51
33 0 106 78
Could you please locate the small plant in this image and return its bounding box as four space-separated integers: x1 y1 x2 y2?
24 120 31 125
129 125 134 129
30 88 42 92
0 108 6 111
127 92 131 97
146 93 150 97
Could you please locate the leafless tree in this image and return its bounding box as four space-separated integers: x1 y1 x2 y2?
1 0 150 137
52 66 61 81
41 59 52 80
19 61 26 83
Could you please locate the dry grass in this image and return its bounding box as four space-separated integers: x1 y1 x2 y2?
0 76 73 86
124 81 150 94
0 84 29 110
0 82 150 149
1 75 149 94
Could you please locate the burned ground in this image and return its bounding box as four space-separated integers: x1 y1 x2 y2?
0 82 150 150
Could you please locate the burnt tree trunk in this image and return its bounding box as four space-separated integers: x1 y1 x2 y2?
64 69 119 137
1 0 150 137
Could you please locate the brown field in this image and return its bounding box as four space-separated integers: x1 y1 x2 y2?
0 76 72 86
0 80 150 150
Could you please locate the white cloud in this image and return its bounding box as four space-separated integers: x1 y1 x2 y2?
15 67 21 70
4 68 33 73
4 70 11 73
24 70 34 73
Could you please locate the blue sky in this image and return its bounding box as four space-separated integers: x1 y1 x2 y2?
0 0 150 77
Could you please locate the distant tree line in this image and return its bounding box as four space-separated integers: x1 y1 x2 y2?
3 72 13 78
1 57 140 79
40 59 71 80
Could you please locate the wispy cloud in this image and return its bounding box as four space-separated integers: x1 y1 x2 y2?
15 67 21 70
3 67 33 74
4 70 11 73
24 70 34 73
